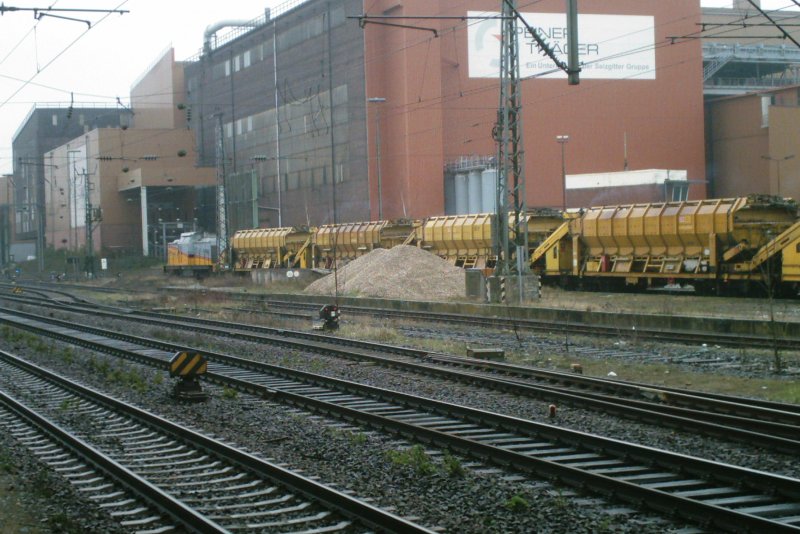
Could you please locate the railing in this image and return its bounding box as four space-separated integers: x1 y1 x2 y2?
703 42 800 62
705 76 800 88
183 0 311 62
445 155 496 172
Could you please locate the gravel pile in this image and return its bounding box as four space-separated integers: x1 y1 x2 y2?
304 245 465 300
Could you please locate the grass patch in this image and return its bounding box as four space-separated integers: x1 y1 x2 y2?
504 494 530 512
339 323 403 344
509 352 800 404
0 450 14 474
386 444 436 476
442 451 465 478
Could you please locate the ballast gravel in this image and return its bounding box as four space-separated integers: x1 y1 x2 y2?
0 308 696 532
3 299 797 532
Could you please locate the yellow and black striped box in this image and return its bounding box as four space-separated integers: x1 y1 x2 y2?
169 351 207 378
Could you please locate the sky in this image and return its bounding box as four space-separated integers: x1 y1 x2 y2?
0 0 289 175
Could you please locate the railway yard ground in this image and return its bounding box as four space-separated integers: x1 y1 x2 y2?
0 263 798 532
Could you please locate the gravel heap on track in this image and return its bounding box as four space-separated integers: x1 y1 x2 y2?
304 245 465 300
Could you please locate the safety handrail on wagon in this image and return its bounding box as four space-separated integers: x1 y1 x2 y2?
732 220 800 273
291 236 313 268
530 220 570 265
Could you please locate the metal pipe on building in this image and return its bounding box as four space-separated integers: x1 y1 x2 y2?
367 97 386 219
272 18 282 227
203 19 262 53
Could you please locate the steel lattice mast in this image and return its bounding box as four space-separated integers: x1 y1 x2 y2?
493 0 580 277
214 113 228 269
493 0 526 276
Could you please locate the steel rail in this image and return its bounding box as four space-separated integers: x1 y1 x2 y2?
260 297 800 351
0 310 799 532
0 351 434 534
9 282 800 350
10 294 796 414
2 299 798 448
0 390 226 532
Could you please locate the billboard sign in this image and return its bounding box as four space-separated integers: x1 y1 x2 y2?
468 11 655 80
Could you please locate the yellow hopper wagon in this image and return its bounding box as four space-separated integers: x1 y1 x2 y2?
531 195 800 296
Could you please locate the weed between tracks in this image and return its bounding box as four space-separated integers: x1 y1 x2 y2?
338 317 799 404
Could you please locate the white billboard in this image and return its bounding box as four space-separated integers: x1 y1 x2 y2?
468 11 656 80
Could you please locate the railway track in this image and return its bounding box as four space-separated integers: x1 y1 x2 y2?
240 296 800 351
3 295 799 453
0 306 799 531
0 351 428 533
7 281 800 351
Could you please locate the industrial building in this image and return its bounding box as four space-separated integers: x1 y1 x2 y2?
9 0 800 269
183 0 705 230
9 105 129 265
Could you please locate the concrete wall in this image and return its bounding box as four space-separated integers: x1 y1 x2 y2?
131 48 185 130
707 86 800 200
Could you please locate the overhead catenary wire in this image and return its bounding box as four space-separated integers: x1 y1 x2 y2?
9 1 800 176
0 0 131 113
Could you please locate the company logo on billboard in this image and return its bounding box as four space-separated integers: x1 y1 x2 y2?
468 11 656 80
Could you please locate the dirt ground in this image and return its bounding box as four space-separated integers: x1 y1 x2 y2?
97 265 800 324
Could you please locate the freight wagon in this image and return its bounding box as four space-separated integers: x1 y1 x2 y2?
416 209 562 270
167 195 800 297
531 195 800 296
228 220 417 270
230 226 314 271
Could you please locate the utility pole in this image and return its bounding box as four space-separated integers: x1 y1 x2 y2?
368 97 387 219
83 168 100 277
557 135 570 210
493 0 526 277
492 0 580 300
214 112 229 269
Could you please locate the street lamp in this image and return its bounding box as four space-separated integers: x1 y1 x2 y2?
368 97 386 220
761 154 795 197
556 135 570 211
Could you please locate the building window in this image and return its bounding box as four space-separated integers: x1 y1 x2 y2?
243 50 251 68
52 114 58 126
225 122 233 138
224 60 231 77
234 55 241 72
247 116 253 132
761 95 774 128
